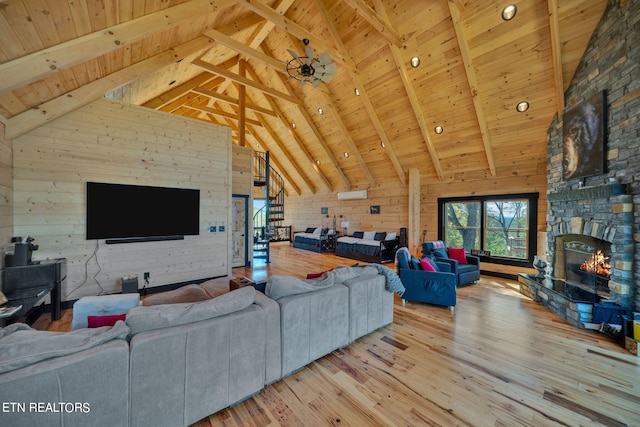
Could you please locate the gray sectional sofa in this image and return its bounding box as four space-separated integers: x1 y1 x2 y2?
0 265 402 427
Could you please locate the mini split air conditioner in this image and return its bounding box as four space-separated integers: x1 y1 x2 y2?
337 190 367 200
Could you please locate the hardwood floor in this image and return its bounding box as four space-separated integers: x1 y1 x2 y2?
44 242 640 426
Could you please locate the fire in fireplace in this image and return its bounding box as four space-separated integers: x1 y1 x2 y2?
579 250 611 278
564 240 611 299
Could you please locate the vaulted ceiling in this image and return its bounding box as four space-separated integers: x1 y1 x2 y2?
0 0 607 196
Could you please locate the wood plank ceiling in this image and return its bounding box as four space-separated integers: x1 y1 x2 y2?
0 0 608 196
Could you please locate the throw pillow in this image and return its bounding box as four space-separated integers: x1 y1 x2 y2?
374 232 387 241
427 256 441 271
419 258 436 272
386 232 397 240
363 231 376 240
448 247 468 264
87 313 126 328
313 227 322 234
434 248 449 259
305 227 315 233
353 231 364 239
410 255 421 270
306 269 331 279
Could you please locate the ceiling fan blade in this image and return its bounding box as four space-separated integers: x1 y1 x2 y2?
287 49 304 66
318 72 335 84
316 52 332 66
299 78 307 88
305 46 315 65
319 62 337 76
311 76 321 88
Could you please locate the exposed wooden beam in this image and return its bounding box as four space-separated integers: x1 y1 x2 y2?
235 0 356 72
320 91 376 188
238 60 247 146
314 4 405 184
6 36 214 140
0 0 230 96
548 0 565 117
186 101 263 126
143 73 219 110
192 87 276 116
202 28 288 75
408 168 421 256
142 57 240 110
448 1 497 176
340 0 404 47
245 66 333 192
192 58 302 105
389 45 444 181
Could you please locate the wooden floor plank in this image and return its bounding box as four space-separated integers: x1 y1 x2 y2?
41 242 639 426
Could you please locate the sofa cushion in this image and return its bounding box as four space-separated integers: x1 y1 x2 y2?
126 286 255 335
142 284 211 306
0 321 130 374
265 274 335 300
329 265 379 284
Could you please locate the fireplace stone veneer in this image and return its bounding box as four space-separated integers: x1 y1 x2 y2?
544 183 633 311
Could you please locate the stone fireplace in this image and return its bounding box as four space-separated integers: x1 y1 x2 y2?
545 183 633 310
519 0 638 325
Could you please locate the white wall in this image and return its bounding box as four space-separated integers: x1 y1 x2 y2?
12 99 232 301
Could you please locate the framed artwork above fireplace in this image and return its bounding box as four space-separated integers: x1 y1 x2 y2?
562 90 607 180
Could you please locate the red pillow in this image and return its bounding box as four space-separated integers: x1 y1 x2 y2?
87 313 127 328
419 258 437 272
306 269 332 279
447 247 468 264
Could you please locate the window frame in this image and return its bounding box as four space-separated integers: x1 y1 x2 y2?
437 193 539 268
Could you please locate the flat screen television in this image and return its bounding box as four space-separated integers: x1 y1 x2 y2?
86 182 200 243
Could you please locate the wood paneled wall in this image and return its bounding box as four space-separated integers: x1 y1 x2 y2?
12 99 232 300
286 164 547 276
0 122 12 248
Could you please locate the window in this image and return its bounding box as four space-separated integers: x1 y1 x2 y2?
438 193 538 266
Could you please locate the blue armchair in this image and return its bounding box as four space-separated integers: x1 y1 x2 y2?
422 241 480 286
396 250 456 311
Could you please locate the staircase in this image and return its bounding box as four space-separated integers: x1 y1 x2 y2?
253 151 285 263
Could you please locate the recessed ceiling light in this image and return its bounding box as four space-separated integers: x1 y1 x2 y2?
354 88 360 96
316 160 321 165
343 152 350 158
380 141 385 148
318 108 324 115
502 4 517 21
291 123 296 129
434 125 444 134
410 56 421 68
516 101 530 112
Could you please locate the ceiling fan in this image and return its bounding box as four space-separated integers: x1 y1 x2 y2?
286 39 337 88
